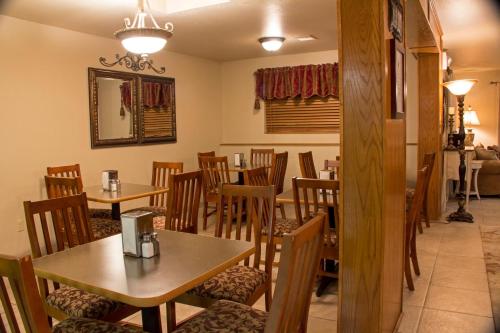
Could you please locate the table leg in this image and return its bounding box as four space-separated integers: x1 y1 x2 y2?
111 203 121 220
142 306 162 333
474 169 481 200
238 171 244 185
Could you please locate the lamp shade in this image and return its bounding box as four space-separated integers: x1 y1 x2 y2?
464 110 480 126
259 37 285 52
442 79 478 96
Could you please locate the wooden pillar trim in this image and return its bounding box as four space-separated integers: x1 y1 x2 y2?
338 0 405 332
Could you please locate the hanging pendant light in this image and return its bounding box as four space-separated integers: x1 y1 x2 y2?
115 0 174 56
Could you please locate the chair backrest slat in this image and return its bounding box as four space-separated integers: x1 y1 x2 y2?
264 213 324 333
215 184 275 272
47 164 83 189
0 255 52 333
250 148 275 167
165 171 202 234
269 152 288 195
45 176 82 199
150 161 183 207
298 151 317 179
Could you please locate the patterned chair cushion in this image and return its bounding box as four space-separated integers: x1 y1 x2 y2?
153 216 166 230
172 300 268 333
188 265 267 304
406 188 415 212
54 317 145 333
88 208 113 219
262 218 299 237
46 287 121 319
90 218 121 240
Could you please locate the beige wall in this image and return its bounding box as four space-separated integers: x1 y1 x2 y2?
454 69 500 146
0 16 222 255
219 50 340 190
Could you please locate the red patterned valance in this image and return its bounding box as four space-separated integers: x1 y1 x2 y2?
254 63 339 109
143 82 172 109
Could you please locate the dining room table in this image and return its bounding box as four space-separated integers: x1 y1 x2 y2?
84 183 169 220
228 163 271 184
32 230 255 333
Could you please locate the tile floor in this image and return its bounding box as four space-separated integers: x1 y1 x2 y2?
1 199 498 333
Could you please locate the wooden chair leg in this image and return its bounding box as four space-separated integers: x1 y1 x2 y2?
416 213 423 234
405 255 415 291
423 204 430 228
265 283 272 312
166 301 176 333
279 203 286 219
411 221 420 276
203 201 208 230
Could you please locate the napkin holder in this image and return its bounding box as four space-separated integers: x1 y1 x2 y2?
102 170 118 191
234 153 244 167
121 211 153 257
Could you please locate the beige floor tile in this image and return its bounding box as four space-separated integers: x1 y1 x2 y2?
418 309 495 333
307 317 337 333
431 266 489 292
425 285 493 317
438 240 484 258
403 275 431 307
398 305 422 333
436 254 486 272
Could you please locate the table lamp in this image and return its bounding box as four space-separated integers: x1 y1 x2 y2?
463 106 480 146
442 79 478 223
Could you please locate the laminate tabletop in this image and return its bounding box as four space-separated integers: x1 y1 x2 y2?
32 230 254 307
83 183 168 204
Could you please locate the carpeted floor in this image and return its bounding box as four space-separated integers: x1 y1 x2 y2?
480 225 500 332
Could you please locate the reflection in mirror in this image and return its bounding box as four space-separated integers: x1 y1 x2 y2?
97 77 134 140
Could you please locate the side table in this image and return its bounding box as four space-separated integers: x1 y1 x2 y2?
470 160 483 200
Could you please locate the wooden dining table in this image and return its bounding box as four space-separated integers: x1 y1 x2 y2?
33 230 254 333
84 183 169 219
228 163 271 184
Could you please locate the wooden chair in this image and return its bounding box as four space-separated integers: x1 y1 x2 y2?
0 254 145 333
269 152 288 218
197 151 216 229
324 155 340 179
44 176 121 239
167 184 276 332
198 156 232 230
170 212 325 333
245 167 299 251
250 148 275 167
197 151 216 168
292 177 340 297
47 163 113 220
23 194 138 323
299 151 318 179
125 161 183 229
164 170 203 233
405 166 429 291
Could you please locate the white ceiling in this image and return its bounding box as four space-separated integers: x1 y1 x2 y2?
435 0 500 72
2 0 498 70
0 0 338 61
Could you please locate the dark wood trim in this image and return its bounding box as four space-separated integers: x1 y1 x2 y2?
220 143 340 147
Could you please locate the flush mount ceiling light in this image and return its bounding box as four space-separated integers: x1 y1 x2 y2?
259 37 285 52
115 0 174 56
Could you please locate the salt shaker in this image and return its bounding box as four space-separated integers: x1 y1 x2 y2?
141 233 154 258
151 232 160 256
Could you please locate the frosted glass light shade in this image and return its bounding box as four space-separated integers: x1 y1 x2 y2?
259 37 285 52
115 27 172 55
442 79 478 96
464 110 480 125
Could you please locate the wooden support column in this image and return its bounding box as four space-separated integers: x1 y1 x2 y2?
338 0 405 332
417 53 443 219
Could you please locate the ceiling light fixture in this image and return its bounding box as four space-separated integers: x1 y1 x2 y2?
259 37 285 52
296 35 318 42
115 0 174 56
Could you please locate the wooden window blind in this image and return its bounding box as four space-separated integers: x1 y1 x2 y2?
265 96 340 134
143 106 175 138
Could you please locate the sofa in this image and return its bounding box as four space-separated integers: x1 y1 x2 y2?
476 145 500 196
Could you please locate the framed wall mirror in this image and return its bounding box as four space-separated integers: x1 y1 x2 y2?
88 68 176 148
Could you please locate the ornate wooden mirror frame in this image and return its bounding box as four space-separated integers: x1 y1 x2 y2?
88 68 177 148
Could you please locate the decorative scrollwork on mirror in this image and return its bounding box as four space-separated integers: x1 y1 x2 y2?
88 68 176 148
99 53 166 74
